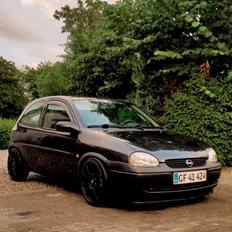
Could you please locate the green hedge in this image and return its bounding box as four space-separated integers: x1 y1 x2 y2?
161 76 232 166
0 118 16 149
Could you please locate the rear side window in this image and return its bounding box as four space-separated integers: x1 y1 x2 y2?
43 104 70 129
20 100 45 127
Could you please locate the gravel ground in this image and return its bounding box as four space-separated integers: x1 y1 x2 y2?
1 150 232 232
0 150 58 195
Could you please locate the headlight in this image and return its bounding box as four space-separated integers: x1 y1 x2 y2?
207 148 218 162
129 152 159 167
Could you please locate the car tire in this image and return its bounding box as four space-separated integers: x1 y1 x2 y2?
80 157 108 206
8 148 29 181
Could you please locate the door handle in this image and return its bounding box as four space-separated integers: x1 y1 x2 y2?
33 137 42 143
19 127 27 133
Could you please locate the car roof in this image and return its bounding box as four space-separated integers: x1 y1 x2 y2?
33 96 128 103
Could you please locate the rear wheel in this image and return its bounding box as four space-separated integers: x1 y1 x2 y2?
80 158 108 206
8 148 29 181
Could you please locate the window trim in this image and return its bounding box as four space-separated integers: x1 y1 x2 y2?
19 99 46 128
41 101 74 131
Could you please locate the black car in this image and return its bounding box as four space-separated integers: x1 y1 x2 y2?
8 96 221 206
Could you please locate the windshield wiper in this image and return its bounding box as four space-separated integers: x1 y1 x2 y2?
87 124 125 129
87 124 163 130
126 125 163 130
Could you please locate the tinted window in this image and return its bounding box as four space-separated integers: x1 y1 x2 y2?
73 99 159 128
20 100 45 127
43 104 70 129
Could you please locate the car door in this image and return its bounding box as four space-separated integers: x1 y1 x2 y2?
38 101 80 178
17 98 47 171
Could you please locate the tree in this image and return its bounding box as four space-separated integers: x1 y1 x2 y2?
99 0 232 112
54 0 133 99
161 75 232 166
35 62 73 97
54 0 232 114
0 57 27 118
21 66 40 99
22 62 73 98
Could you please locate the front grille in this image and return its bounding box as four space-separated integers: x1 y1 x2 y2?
165 157 207 169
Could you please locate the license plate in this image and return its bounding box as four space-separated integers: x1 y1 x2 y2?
173 170 207 185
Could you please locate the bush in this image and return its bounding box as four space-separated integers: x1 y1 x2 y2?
0 118 16 149
161 76 232 166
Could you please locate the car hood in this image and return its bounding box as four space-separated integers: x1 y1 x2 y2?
107 129 209 160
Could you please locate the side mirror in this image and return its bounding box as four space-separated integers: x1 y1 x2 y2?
55 121 79 134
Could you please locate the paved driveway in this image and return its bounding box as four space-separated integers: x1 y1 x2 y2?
0 150 232 232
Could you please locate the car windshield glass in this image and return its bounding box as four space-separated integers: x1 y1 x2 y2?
72 99 159 128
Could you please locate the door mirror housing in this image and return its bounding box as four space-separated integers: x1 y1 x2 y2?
55 121 79 134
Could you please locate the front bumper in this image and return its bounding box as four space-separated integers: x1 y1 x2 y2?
108 166 221 204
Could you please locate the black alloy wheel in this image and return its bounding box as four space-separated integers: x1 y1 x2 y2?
7 148 29 181
80 158 108 206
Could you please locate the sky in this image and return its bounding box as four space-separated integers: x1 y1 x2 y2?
0 0 115 68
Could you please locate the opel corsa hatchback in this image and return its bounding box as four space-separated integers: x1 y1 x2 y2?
8 96 221 206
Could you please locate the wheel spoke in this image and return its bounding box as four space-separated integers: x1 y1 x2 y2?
92 185 100 201
80 158 107 206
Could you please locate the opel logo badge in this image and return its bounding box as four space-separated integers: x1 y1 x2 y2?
186 159 194 167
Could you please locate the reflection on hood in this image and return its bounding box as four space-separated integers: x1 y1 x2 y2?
108 130 208 152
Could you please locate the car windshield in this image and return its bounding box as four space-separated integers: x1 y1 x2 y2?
72 99 159 128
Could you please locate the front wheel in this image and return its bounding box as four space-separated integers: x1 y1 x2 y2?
8 148 29 181
80 158 108 206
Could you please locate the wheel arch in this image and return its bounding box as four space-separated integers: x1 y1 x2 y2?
8 146 21 156
78 152 109 175
8 146 24 160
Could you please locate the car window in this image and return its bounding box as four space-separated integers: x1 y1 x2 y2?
20 100 45 127
43 104 70 129
73 99 159 128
